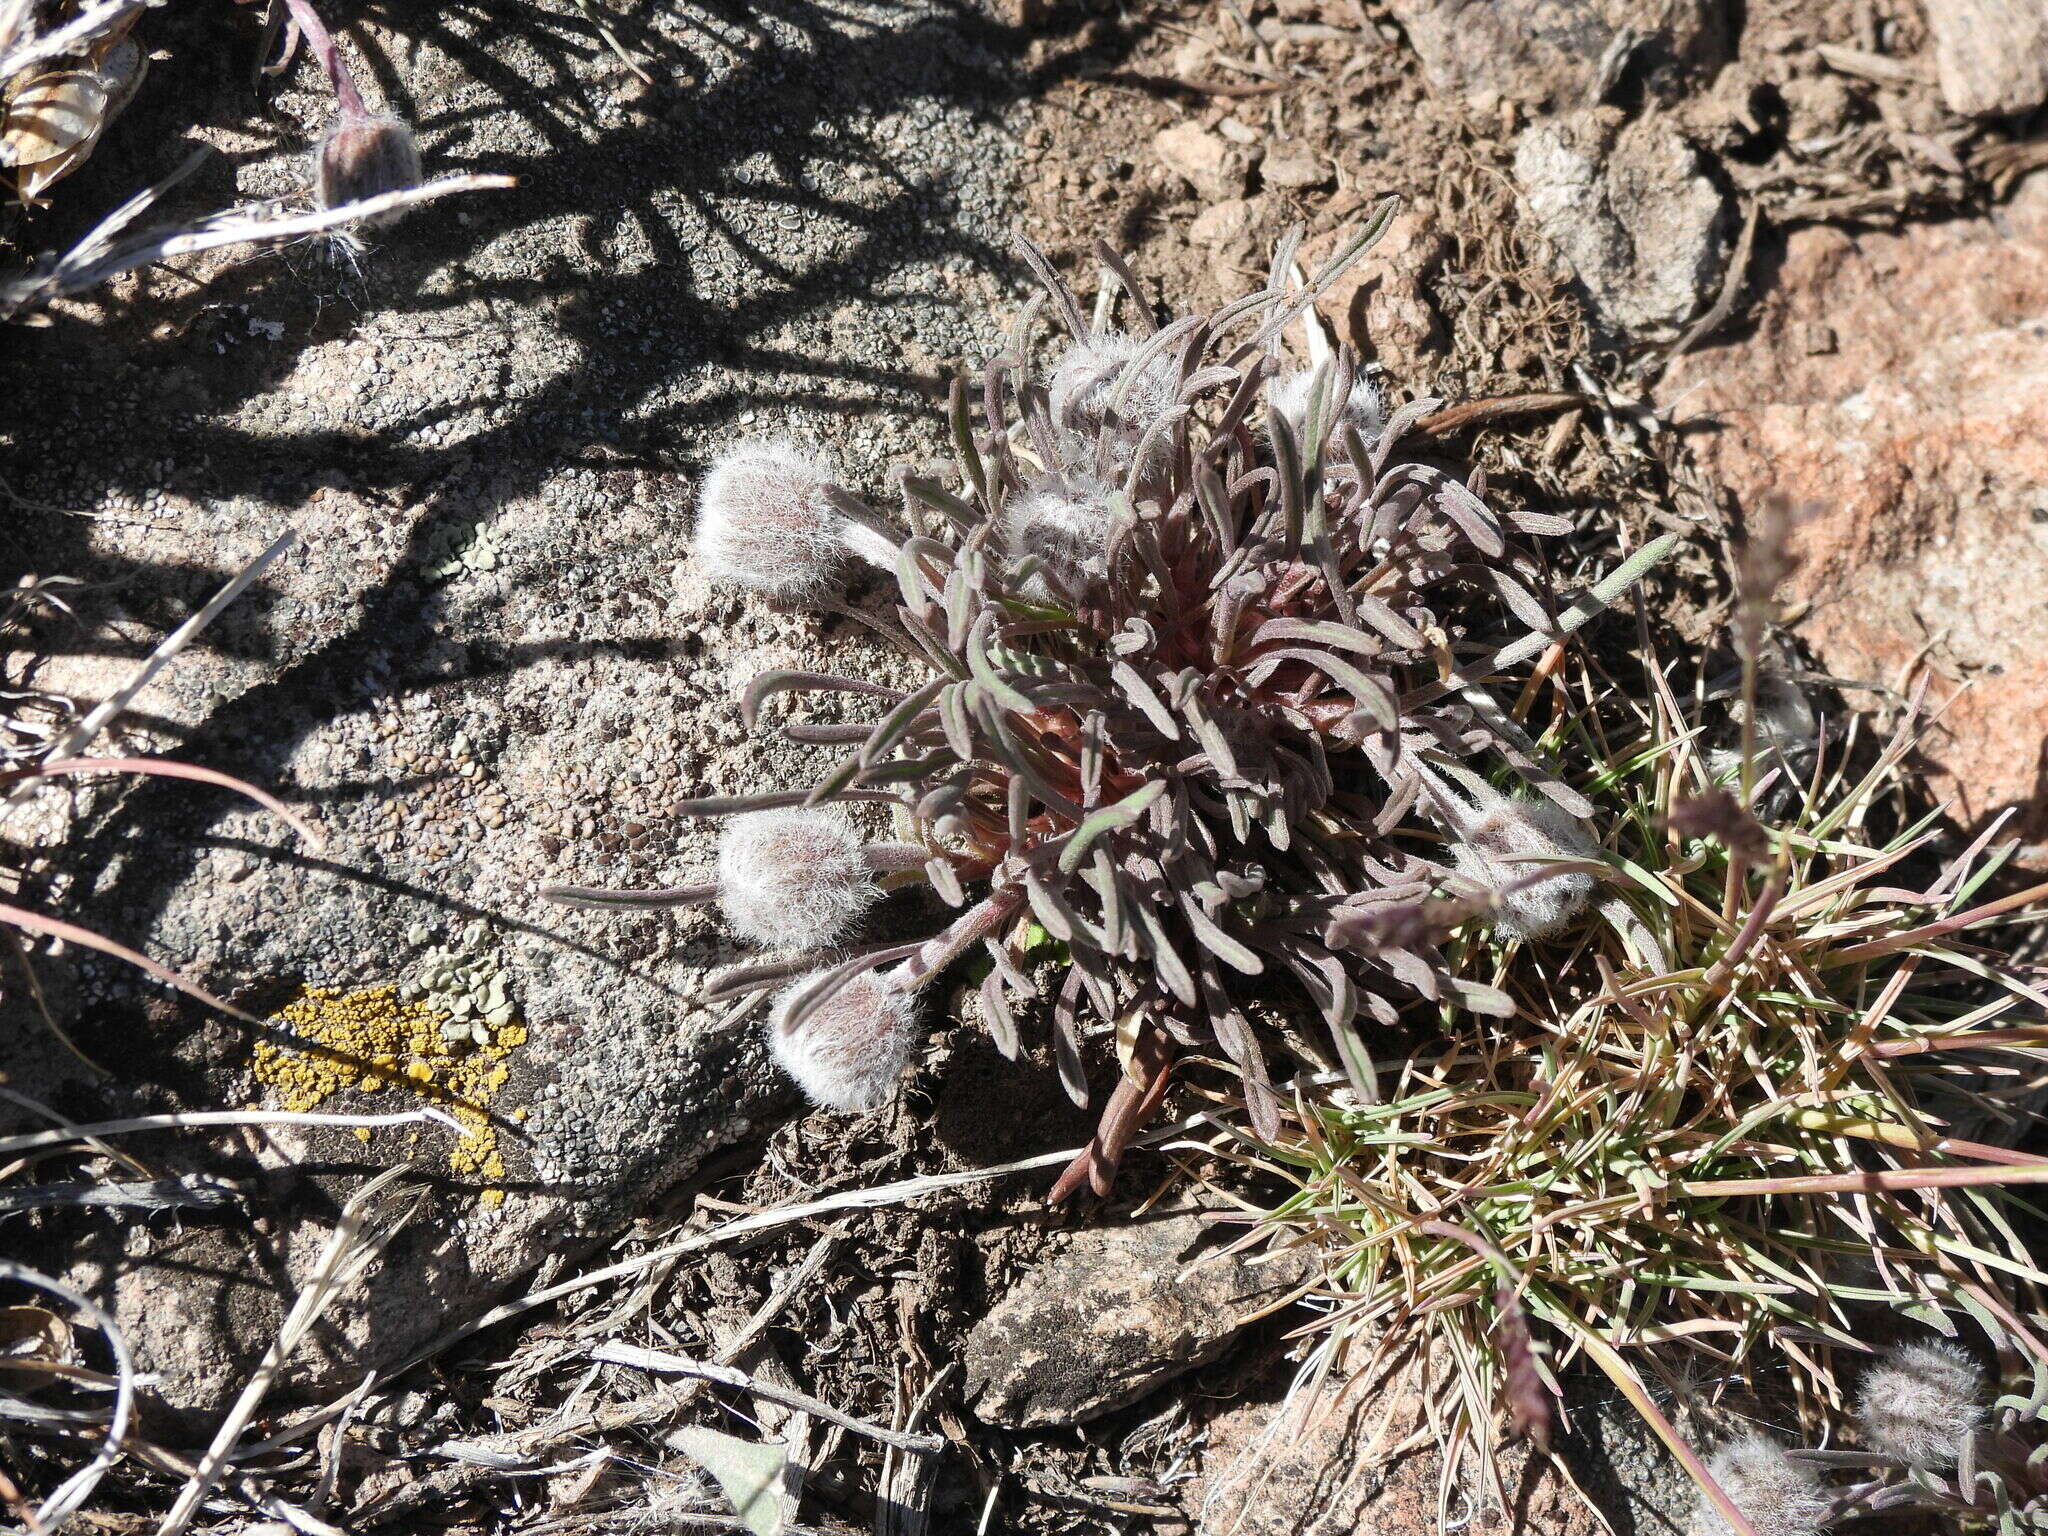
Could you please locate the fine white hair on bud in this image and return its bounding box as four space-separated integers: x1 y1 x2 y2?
693 439 893 602
1856 1339 1986 1467
1421 765 1598 940
1688 1435 1832 1536
1708 672 1821 788
716 807 879 950
769 971 919 1111
314 114 423 226
1268 368 1384 449
1003 477 1115 599
1048 333 1179 477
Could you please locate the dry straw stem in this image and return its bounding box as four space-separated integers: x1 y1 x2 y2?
0 0 156 78
0 1106 460 1159
594 1343 946 1456
1239 628 2048 1516
2 164 513 319
155 1164 418 1536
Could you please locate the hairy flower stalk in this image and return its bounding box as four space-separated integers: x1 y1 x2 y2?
540 806 924 952
1416 758 1601 941
549 203 1674 1185
1269 365 1382 450
770 969 920 1111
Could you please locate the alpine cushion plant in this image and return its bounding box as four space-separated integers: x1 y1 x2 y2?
545 202 1679 1195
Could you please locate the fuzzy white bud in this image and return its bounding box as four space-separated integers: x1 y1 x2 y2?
1269 368 1383 449
717 808 878 950
1688 1436 1832 1536
1708 673 1820 787
769 971 919 1111
693 440 885 602
1047 333 1178 479
1451 796 1598 941
314 114 422 227
1003 478 1115 599
1856 1339 1985 1468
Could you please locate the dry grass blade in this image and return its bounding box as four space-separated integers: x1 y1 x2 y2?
0 1107 460 1158
0 1262 136 1536
12 531 297 786
156 1165 418 1536
4 174 515 318
594 1344 946 1456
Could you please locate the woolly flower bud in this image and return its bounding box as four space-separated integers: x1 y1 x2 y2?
1269 368 1383 449
1688 1435 1832 1536
1048 333 1179 475
1708 673 1820 788
717 808 878 950
694 440 888 603
1003 478 1115 599
769 971 919 1111
1451 796 1598 941
1856 1339 1986 1467
314 114 422 227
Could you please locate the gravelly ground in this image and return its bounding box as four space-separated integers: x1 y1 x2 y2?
0 0 1090 1426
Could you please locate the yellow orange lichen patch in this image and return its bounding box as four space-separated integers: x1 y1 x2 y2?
252 986 528 1201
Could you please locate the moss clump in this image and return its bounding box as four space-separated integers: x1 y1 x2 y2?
252 984 527 1205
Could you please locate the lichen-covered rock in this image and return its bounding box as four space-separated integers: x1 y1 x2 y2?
1513 107 1730 340
1385 0 1729 114
2 0 1019 1426
963 1212 1312 1428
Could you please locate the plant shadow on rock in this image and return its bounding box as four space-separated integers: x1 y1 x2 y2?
0 0 1156 1420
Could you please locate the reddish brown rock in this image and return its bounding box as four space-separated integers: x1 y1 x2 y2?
1304 210 1451 377
1661 177 2048 861
1152 121 1254 202
1190 1358 1687 1535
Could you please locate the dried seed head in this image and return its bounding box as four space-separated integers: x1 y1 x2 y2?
1003 477 1115 599
1447 794 1598 941
1269 367 1383 448
693 439 860 602
313 114 422 226
1856 1339 1986 1467
717 807 878 950
1667 787 1771 864
1689 1435 1832 1536
1047 332 1178 476
769 971 919 1111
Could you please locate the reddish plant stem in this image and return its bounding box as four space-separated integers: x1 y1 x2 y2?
280 0 367 120
1048 1026 1175 1203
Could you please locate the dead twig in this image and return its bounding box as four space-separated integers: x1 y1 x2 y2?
1663 200 1762 371
596 1345 946 1457
1413 393 1594 440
